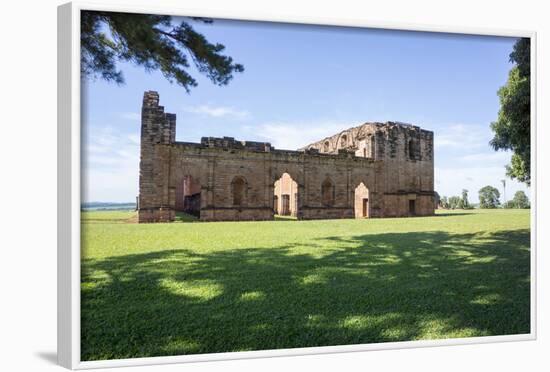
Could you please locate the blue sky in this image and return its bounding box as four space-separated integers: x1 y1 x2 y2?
82 17 529 204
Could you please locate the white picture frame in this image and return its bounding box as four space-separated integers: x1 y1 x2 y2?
57 1 537 369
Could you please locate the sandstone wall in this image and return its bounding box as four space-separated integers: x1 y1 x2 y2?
165 143 381 221
138 92 435 222
303 121 435 217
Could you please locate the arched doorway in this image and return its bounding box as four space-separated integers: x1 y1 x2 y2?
321 177 335 206
354 182 370 218
274 173 298 218
175 175 201 218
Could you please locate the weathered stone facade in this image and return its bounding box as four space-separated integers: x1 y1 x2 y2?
138 91 435 222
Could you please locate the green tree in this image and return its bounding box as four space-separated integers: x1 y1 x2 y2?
81 11 244 91
448 196 461 210
459 189 471 209
510 190 530 209
478 186 501 209
439 196 449 209
490 38 530 185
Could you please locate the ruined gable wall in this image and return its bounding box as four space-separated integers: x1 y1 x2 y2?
302 123 379 156
302 122 435 217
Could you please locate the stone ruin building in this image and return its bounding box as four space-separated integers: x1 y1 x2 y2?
138 91 435 222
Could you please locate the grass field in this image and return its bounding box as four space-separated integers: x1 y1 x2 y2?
81 209 530 361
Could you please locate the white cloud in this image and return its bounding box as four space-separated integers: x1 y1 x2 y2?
128 133 140 145
253 121 500 152
82 126 140 202
83 167 138 203
434 124 492 151
435 165 530 204
182 104 250 119
458 151 510 164
250 121 354 150
432 123 530 203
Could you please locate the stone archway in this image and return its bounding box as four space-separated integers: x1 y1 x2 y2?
175 175 201 218
354 182 370 218
274 172 298 217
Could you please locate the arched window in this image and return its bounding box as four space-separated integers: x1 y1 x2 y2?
323 141 330 152
321 178 335 206
231 176 247 206
340 134 347 148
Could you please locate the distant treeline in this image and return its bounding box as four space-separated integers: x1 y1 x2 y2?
81 202 136 211
437 187 529 210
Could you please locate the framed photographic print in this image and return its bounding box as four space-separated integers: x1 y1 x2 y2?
58 1 536 369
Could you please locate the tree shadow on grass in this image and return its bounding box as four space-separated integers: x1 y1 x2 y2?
433 211 476 217
81 229 530 361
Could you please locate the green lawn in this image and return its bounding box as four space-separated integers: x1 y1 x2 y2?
81 209 530 361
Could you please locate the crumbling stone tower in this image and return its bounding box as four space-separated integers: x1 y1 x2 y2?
138 91 176 223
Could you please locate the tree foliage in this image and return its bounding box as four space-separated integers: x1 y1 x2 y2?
503 191 530 209
439 196 449 209
441 191 472 210
448 196 461 210
458 189 471 209
490 38 530 185
81 11 244 91
478 185 501 209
